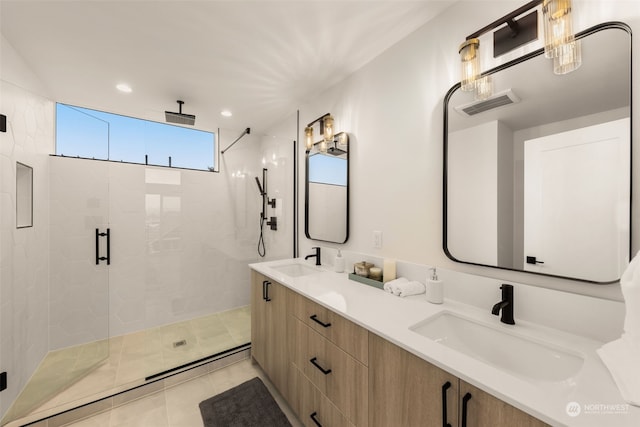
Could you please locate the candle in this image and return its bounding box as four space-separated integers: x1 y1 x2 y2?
369 267 382 281
383 259 396 283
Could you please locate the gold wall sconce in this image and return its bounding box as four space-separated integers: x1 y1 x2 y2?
460 0 580 98
305 113 348 153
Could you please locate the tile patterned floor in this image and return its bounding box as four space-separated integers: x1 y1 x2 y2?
64 359 303 427
3 306 251 425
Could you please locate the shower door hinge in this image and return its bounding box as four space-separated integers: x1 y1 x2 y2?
0 371 7 391
0 114 6 133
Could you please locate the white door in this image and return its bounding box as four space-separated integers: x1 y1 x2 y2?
523 118 629 282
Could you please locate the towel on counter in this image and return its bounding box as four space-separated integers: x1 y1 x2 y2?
384 277 408 295
397 280 426 298
597 250 640 407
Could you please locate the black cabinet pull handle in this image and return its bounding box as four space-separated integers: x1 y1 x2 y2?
461 392 472 427
262 280 267 301
309 357 332 375
95 228 111 265
441 381 452 427
310 314 332 328
310 412 322 427
265 281 272 302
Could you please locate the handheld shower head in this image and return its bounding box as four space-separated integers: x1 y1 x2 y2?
255 177 264 195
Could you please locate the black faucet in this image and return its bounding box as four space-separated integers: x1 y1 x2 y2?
491 284 515 325
305 247 321 266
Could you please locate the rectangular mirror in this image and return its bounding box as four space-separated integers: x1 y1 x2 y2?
16 161 33 228
444 23 631 283
305 134 349 243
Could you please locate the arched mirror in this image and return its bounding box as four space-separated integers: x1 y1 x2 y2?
305 134 349 243
444 23 631 283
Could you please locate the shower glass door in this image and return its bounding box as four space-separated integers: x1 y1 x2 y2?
3 106 112 425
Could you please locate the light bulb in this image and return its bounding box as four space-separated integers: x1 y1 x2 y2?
304 126 314 150
323 115 334 142
459 39 480 92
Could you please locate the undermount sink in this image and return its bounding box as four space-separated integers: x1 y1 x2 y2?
271 263 322 278
410 311 584 382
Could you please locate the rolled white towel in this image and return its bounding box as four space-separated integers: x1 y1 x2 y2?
384 277 408 294
597 336 640 406
397 280 426 298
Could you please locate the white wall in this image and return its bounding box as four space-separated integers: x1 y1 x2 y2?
448 121 499 265
0 36 54 420
257 112 297 261
287 1 640 301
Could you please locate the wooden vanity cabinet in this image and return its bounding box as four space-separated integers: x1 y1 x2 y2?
369 333 549 427
250 271 290 399
251 271 549 427
289 292 369 427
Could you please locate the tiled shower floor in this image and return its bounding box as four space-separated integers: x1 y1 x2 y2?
2 306 250 426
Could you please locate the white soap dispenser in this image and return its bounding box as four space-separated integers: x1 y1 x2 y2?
334 249 345 273
426 268 443 304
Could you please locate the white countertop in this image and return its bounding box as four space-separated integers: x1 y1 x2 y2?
250 258 640 427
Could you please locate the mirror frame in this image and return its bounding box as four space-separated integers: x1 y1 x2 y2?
304 139 350 244
442 22 632 284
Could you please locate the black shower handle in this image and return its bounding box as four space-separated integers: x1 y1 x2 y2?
96 228 110 265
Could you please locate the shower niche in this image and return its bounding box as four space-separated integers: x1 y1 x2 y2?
16 162 33 228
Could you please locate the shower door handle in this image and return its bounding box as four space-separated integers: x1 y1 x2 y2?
95 228 111 265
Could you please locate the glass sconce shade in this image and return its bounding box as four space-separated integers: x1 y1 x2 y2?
305 126 314 150
323 115 334 142
475 75 493 100
553 39 581 74
459 39 480 92
542 0 575 58
336 132 348 146
319 139 328 153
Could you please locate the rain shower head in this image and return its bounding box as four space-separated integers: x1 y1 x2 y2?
165 100 196 126
255 177 264 195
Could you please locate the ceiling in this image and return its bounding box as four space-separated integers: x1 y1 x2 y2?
1 0 457 136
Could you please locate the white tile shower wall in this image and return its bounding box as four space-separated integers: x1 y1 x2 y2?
290 1 640 301
49 129 262 347
259 113 297 261
0 80 53 419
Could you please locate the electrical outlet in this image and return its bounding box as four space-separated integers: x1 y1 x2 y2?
373 230 382 249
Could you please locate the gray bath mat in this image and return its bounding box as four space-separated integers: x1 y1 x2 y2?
199 377 292 427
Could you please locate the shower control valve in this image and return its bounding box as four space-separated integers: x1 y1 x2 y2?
267 217 278 231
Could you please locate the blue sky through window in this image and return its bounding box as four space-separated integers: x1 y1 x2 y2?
56 104 215 171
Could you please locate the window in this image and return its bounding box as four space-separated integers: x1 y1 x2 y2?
56 103 216 171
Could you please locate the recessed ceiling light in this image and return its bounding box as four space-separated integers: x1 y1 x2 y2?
221 110 232 117
116 83 132 93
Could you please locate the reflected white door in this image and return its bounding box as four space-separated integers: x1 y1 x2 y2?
524 118 629 282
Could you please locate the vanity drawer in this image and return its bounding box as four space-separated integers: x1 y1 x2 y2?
290 365 355 427
292 318 368 426
289 292 368 365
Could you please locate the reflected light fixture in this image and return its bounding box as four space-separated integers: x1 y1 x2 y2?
459 0 580 90
475 75 493 100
